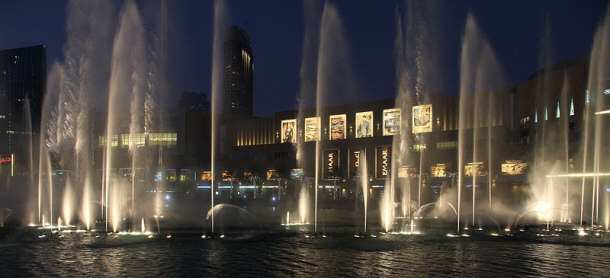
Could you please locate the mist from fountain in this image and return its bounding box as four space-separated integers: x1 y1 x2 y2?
29 0 175 234
33 0 114 229
18 0 609 237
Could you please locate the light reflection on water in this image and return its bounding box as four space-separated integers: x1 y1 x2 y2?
0 233 609 276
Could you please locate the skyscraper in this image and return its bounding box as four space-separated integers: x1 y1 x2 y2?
177 91 209 112
0 45 46 166
223 25 253 117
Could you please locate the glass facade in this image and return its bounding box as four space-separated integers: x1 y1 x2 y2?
98 133 177 148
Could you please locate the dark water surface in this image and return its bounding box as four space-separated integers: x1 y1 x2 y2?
1 229 609 277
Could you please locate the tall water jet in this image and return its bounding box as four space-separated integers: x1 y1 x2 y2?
148 0 170 228
313 2 355 233
527 16 559 226
210 0 228 234
80 175 92 230
394 7 412 223
394 1 442 228
359 152 368 233
38 62 68 225
587 3 610 227
105 0 146 231
65 0 114 231
61 176 74 226
298 185 309 224
560 75 571 223
109 179 124 232
487 91 494 211
380 182 393 232
154 152 165 219
458 12 505 232
24 97 37 225
295 0 321 230
32 0 115 230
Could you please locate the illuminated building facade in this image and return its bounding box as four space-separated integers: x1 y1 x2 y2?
0 45 46 177
209 55 606 206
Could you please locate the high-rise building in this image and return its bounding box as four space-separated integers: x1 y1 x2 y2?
223 25 253 117
177 91 209 112
0 45 46 168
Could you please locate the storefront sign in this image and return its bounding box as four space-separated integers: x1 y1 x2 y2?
349 149 365 178
375 146 391 179
323 149 339 180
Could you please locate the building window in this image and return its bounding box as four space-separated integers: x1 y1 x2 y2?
412 144 427 152
436 141 457 150
98 133 177 148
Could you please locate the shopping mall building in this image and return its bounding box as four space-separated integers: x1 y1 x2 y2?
86 54 609 208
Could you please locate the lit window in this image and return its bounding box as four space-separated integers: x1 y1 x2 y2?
436 141 457 150
413 144 427 152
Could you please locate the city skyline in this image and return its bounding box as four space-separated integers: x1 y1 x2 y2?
0 0 607 117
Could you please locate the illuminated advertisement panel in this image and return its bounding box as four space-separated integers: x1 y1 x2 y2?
383 108 401 136
281 119 296 143
348 148 365 178
431 163 449 177
398 166 417 178
375 146 392 179
304 117 320 142
200 171 212 181
222 171 237 181
290 168 304 180
329 114 346 140
267 169 279 180
323 149 340 180
501 160 528 175
465 162 487 176
412 104 432 133
355 111 373 138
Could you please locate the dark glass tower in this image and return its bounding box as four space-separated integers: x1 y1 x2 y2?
223 25 253 117
0 45 46 161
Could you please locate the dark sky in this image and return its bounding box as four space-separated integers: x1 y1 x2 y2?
0 0 608 117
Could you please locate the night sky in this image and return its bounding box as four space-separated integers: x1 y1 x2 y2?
0 0 608 117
